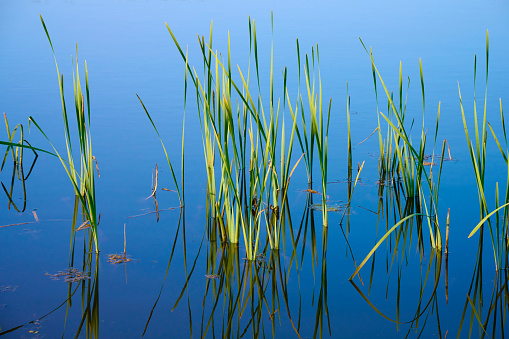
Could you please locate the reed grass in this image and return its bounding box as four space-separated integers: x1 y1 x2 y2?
18 16 101 252
460 31 509 274
301 47 331 227
358 39 447 254
165 14 315 260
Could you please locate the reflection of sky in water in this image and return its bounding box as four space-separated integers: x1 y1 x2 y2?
1 0 509 337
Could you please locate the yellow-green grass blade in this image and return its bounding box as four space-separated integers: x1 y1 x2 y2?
165 23 196 85
468 202 509 239
500 99 507 145
487 122 507 163
420 58 425 114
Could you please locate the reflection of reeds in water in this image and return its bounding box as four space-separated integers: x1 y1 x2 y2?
1 114 39 212
66 253 100 339
141 189 333 338
457 234 509 338
350 247 445 336
199 234 309 338
0 251 100 338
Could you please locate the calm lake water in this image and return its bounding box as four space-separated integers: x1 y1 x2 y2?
1 1 509 338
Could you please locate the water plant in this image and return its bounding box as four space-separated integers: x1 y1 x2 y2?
27 16 101 252
348 40 451 287
460 31 509 273
289 44 331 227
164 14 312 260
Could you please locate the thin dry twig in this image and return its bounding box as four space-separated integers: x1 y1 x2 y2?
92 156 100 178
358 127 380 145
76 221 91 231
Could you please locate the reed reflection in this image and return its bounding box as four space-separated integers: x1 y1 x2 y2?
1 114 38 213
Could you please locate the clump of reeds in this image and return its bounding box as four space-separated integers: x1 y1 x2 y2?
350 40 451 280
27 16 100 252
292 43 331 227
164 14 328 259
461 31 509 271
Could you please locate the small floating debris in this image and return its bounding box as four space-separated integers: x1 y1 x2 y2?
256 254 267 263
46 268 90 283
205 274 219 279
107 253 132 264
302 189 321 194
0 285 18 293
107 223 133 264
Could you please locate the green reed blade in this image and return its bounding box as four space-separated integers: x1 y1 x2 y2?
499 99 507 146
468 203 509 239
399 61 403 115
487 122 507 163
165 23 196 85
253 19 260 91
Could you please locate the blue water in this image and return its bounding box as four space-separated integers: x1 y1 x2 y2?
1 0 509 338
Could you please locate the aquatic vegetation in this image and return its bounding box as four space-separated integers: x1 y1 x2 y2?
2 9 509 339
15 16 102 253
348 40 450 281
46 268 91 283
460 31 509 273
165 15 305 259
160 11 343 261
107 224 132 264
